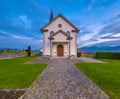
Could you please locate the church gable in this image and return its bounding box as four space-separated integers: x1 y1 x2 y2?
48 29 73 41
41 14 79 33
52 30 71 38
53 31 68 42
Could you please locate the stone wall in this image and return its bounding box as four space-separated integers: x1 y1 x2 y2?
0 89 27 99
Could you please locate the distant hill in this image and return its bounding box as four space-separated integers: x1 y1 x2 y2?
78 46 120 52
0 48 20 51
0 48 40 52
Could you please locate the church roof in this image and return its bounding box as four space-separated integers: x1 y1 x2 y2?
41 14 80 33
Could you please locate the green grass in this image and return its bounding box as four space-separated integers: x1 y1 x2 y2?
0 57 47 88
83 55 94 58
75 59 120 99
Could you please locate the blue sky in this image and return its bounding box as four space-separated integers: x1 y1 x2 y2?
0 0 120 50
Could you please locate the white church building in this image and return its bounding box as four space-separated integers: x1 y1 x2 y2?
40 12 79 59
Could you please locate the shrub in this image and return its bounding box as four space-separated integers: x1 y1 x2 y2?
26 45 31 57
95 52 120 59
77 52 81 57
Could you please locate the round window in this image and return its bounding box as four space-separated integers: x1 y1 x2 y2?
58 24 62 28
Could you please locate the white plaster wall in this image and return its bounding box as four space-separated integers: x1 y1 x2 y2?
44 17 75 32
52 32 69 42
43 16 77 56
70 33 77 56
43 31 50 55
52 43 69 58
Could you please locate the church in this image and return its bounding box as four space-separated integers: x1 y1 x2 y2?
40 12 80 59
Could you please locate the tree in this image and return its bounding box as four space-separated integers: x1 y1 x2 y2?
27 45 31 57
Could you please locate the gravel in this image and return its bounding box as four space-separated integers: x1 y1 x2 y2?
21 57 109 99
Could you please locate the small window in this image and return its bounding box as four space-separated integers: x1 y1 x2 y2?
58 24 62 28
66 31 70 36
50 31 54 36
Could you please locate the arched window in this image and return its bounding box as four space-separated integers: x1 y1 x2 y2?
66 31 70 36
50 31 54 36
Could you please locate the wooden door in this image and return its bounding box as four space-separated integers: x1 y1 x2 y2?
57 45 63 56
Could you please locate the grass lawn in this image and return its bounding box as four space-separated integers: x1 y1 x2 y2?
0 57 47 89
75 59 120 99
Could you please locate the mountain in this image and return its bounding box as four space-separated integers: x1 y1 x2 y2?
78 46 120 52
0 48 21 51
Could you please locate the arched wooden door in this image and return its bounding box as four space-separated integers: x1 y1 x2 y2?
57 45 64 56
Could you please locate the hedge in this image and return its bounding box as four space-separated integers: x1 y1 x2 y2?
95 52 120 59
77 52 81 57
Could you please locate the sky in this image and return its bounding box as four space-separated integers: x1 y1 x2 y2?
0 0 120 50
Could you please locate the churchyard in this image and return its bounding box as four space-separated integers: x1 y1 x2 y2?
0 56 47 88
0 52 119 99
76 59 120 99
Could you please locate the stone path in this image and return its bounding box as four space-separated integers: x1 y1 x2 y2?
21 57 109 99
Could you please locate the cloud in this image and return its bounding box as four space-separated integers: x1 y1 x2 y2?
99 22 120 35
78 30 120 47
79 37 120 47
0 0 49 39
0 0 120 49
12 35 33 40
19 15 32 28
99 31 120 39
0 36 42 50
78 31 120 48
78 14 120 48
0 30 42 49
100 33 112 38
77 23 104 43
87 0 98 11
7 15 32 29
0 30 43 41
113 33 120 37
0 30 10 37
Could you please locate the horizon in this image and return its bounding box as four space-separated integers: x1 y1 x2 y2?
0 0 120 50
0 45 120 51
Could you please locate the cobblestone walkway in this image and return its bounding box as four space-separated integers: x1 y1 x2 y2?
21 57 109 99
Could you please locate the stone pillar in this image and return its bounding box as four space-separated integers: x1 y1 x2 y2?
69 42 70 59
50 40 52 59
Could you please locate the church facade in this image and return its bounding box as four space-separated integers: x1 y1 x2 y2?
41 13 79 59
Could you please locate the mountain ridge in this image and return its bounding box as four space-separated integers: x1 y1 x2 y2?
78 46 120 52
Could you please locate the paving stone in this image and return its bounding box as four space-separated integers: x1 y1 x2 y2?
21 57 110 99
